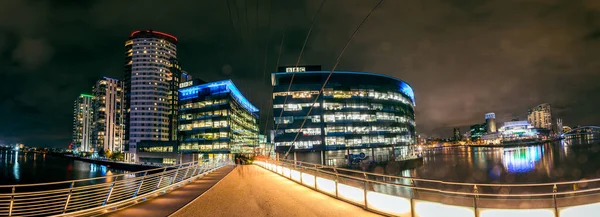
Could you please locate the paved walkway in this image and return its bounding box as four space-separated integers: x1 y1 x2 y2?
171 165 380 217
103 165 236 217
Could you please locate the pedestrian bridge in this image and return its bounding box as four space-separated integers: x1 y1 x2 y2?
2 159 600 217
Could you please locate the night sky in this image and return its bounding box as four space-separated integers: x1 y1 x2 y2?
1 0 599 148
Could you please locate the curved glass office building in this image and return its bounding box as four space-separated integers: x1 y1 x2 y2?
271 66 416 166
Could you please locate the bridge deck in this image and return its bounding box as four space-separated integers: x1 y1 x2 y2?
171 165 380 217
103 165 236 217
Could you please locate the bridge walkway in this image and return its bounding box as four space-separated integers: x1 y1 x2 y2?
170 165 379 217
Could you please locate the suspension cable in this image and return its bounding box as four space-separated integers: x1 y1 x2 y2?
283 0 386 158
273 0 327 133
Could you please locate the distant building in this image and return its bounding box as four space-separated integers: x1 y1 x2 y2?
562 126 572 134
73 94 94 152
485 113 497 133
499 121 538 141
453 128 461 141
93 77 125 153
470 124 486 140
178 79 259 160
528 103 552 130
555 118 563 136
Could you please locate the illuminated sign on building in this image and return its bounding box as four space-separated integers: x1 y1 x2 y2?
285 67 306 72
179 81 194 88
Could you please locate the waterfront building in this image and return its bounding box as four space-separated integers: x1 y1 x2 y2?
72 94 94 152
470 123 486 141
498 121 538 142
92 77 125 153
485 112 497 133
271 66 416 166
556 118 563 136
123 30 187 162
528 103 552 130
453 128 461 141
177 79 259 162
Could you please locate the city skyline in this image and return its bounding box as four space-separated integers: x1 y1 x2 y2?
1 0 600 147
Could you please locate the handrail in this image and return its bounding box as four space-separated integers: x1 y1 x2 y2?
256 158 600 217
0 159 231 217
276 158 600 187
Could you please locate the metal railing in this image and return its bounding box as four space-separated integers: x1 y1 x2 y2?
0 159 230 217
256 158 600 217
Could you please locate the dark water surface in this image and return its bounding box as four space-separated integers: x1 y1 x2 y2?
0 150 127 185
378 136 600 184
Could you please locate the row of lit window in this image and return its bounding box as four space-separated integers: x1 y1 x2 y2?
130 112 170 116
179 120 229 131
323 135 413 146
179 143 229 151
273 103 320 111
322 89 412 105
183 132 229 140
180 110 229 120
129 134 170 139
272 91 320 99
130 91 170 96
274 140 321 149
325 126 409 134
274 115 321 124
323 112 413 124
139 146 173 153
180 99 228 109
283 128 321 136
322 102 410 113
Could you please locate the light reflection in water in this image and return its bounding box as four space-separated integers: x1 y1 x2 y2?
502 146 542 173
13 151 20 182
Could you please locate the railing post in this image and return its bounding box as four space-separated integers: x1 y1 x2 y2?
133 171 148 198
190 162 199 178
183 164 191 181
334 168 339 198
363 172 369 210
553 184 558 217
313 164 318 189
473 185 479 217
156 167 167 190
102 178 118 206
410 178 416 217
8 186 15 216
63 181 75 213
171 165 181 184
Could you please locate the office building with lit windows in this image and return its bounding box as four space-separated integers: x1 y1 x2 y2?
271 66 416 166
73 94 94 152
123 30 190 162
92 77 125 153
528 103 552 130
177 79 259 162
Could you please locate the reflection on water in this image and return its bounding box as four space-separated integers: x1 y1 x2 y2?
0 150 127 185
502 146 542 173
394 135 600 183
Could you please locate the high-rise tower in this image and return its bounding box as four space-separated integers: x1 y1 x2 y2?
93 77 125 153
124 30 179 161
527 103 552 130
73 94 94 152
485 112 497 133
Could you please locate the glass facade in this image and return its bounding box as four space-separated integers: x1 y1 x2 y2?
178 80 259 155
271 71 416 156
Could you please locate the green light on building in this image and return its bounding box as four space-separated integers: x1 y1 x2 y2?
80 94 93 98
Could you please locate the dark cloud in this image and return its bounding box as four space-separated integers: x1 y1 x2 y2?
0 0 599 147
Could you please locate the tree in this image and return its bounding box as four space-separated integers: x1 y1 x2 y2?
105 149 113 159
98 148 106 158
111 152 124 161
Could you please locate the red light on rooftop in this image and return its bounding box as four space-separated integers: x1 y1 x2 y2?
130 30 178 42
